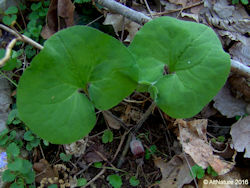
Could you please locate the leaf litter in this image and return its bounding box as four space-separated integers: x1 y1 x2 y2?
1 0 250 187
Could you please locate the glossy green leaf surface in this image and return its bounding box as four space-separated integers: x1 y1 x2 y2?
128 16 230 118
17 26 138 144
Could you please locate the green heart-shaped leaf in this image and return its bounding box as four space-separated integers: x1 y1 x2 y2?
4 6 18 15
128 16 230 118
2 15 17 26
17 26 138 144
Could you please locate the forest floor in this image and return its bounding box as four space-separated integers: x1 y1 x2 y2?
0 0 249 188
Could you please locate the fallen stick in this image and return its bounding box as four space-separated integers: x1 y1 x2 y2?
0 24 43 50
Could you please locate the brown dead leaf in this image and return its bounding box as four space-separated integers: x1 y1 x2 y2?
103 111 121 129
213 83 247 118
154 153 195 188
202 0 250 35
41 0 75 39
64 138 88 157
229 38 250 67
181 12 199 22
230 116 250 158
33 159 58 183
228 75 250 102
103 13 141 42
176 119 234 175
168 0 188 7
84 144 106 163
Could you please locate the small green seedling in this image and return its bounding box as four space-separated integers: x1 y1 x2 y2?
17 16 230 144
3 143 35 187
74 0 91 3
93 162 102 168
25 1 49 40
232 0 249 5
145 145 157 160
77 178 87 186
211 135 225 143
24 130 40 151
0 49 22 71
107 174 123 188
102 129 114 144
207 166 218 177
2 6 18 26
191 165 218 179
60 153 72 162
129 176 140 187
48 184 58 188
191 164 205 179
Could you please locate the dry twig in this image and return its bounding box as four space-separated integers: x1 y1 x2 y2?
0 38 18 67
0 24 43 50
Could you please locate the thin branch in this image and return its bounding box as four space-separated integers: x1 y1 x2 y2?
152 0 204 16
143 0 153 18
95 0 151 25
0 24 43 50
82 168 106 188
0 38 18 67
231 59 250 78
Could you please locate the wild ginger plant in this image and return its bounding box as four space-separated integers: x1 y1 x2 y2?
17 16 230 144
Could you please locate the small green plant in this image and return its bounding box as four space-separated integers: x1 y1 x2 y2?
2 6 18 26
24 1 49 41
207 166 218 177
77 178 87 186
191 165 218 179
24 130 41 151
102 129 114 144
0 49 22 72
107 174 123 188
2 143 35 187
17 16 230 144
211 135 225 143
48 184 58 188
74 0 92 3
145 145 157 160
93 162 103 168
59 153 72 162
232 0 249 5
191 164 205 179
129 176 140 187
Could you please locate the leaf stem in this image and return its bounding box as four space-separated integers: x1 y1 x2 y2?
0 70 18 87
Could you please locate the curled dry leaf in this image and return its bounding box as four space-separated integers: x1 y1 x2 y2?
213 83 247 118
33 159 59 183
168 0 188 7
176 119 234 175
41 0 75 39
154 153 194 188
64 138 88 157
228 75 250 102
202 0 250 35
181 12 199 22
103 13 141 42
103 111 121 130
84 144 106 163
229 38 250 67
230 116 250 158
